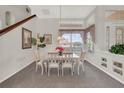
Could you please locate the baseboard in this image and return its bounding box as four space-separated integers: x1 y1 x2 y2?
0 60 34 84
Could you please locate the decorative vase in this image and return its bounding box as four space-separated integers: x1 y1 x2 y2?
58 51 63 56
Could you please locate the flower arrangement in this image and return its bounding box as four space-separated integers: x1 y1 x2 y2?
56 47 64 56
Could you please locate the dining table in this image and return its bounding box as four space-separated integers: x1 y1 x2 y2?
46 52 80 63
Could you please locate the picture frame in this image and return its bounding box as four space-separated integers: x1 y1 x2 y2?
22 27 32 49
44 34 52 44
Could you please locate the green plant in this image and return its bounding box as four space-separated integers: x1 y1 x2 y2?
31 37 37 46
38 43 46 48
39 36 45 43
31 36 46 48
109 44 124 55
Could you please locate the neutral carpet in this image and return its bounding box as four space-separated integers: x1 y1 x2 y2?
0 61 124 88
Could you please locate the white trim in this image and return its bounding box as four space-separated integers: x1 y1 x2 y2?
0 59 34 83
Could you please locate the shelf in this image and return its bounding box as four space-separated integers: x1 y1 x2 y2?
113 68 123 76
101 57 107 62
113 61 123 68
101 63 107 68
113 66 122 70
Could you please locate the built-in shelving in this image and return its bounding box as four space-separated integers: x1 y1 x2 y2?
113 68 123 76
113 61 123 76
101 63 107 68
87 51 124 84
101 57 107 68
113 61 123 68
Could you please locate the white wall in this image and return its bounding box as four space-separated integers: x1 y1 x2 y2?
85 8 95 28
95 6 106 50
35 18 59 56
0 5 31 29
0 5 35 83
0 16 36 83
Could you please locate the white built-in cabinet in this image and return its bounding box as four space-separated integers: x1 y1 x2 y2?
86 51 124 84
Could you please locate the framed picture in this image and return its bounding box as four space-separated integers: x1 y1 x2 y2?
22 28 32 49
44 34 52 44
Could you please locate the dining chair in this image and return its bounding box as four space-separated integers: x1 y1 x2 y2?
33 51 47 75
48 58 60 76
61 58 74 76
48 53 57 58
40 54 48 74
77 52 86 75
33 51 42 72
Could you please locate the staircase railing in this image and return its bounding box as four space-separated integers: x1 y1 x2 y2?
0 14 36 36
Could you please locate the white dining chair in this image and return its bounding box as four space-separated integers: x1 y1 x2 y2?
61 58 74 76
40 54 48 74
33 51 47 75
48 58 60 76
48 52 57 58
77 52 85 75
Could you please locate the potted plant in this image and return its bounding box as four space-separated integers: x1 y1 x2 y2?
32 35 46 50
109 44 124 55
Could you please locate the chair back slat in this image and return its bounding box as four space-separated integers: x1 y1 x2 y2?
80 52 86 61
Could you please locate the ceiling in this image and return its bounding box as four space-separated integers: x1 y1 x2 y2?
29 5 96 19
29 5 96 28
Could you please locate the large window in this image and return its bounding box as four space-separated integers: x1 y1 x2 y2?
62 33 83 55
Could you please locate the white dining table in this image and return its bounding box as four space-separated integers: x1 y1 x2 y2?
48 53 79 59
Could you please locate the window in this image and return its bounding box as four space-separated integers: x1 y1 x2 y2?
62 33 83 55
116 27 124 44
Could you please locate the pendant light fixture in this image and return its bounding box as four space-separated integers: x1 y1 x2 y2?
59 5 62 27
